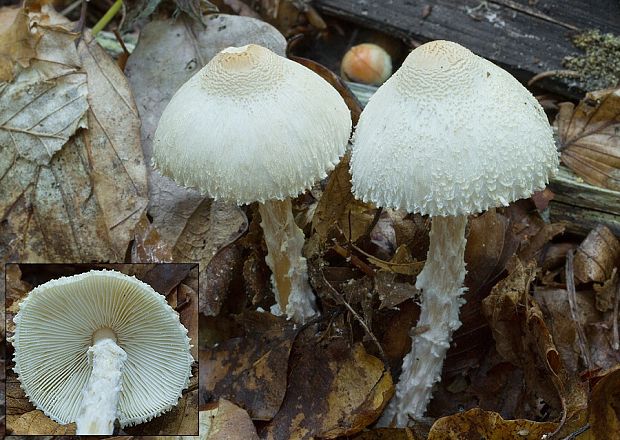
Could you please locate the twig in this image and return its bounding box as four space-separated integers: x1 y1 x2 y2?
73 0 88 37
558 423 590 440
92 0 123 36
613 274 619 350
322 274 388 366
331 239 375 277
296 308 341 334
565 251 593 370
528 69 580 87
117 0 127 31
61 0 83 16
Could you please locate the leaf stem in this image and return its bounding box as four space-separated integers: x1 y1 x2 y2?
92 0 123 36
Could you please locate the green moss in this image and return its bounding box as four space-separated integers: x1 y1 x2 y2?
563 29 620 91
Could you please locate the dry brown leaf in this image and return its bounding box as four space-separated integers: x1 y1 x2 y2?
573 224 620 284
131 213 173 263
252 0 326 36
7 410 76 435
5 263 31 338
376 271 418 310
311 153 375 247
203 242 243 316
263 339 393 439
173 199 248 310
202 399 259 440
0 23 87 165
0 7 40 82
352 428 423 439
482 258 553 382
593 268 618 312
310 152 354 242
556 88 620 191
482 258 590 436
465 209 518 290
589 366 620 439
201 312 297 420
427 408 556 440
6 368 34 417
1 22 147 279
367 244 424 277
535 288 599 375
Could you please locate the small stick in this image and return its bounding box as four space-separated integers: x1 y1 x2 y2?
528 69 580 87
92 0 123 36
331 239 375 277
322 274 388 366
565 251 593 370
61 0 83 16
558 423 590 440
73 0 88 37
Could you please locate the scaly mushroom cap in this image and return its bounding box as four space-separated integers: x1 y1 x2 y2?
351 40 559 216
11 270 193 427
152 44 352 205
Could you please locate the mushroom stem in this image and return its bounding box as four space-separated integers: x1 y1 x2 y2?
380 215 467 426
76 330 127 435
258 198 319 323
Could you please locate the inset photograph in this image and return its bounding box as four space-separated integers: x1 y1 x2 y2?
5 263 198 436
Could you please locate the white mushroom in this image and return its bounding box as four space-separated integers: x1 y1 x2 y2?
153 44 352 324
350 40 559 426
11 270 194 435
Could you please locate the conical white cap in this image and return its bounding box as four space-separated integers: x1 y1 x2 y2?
153 44 352 205
351 40 559 216
11 270 194 427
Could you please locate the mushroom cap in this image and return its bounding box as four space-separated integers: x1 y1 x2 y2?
350 40 559 217
11 270 193 427
152 44 352 205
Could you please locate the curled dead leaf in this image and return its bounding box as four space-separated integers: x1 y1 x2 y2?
366 244 424 277
131 213 173 263
573 224 620 284
0 7 40 81
202 399 259 440
1 20 148 277
555 88 620 191
7 410 76 435
263 339 393 439
589 366 620 439
427 408 556 440
201 312 297 421
482 258 589 436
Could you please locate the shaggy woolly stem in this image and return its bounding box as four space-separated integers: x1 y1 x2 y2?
76 329 127 435
259 199 319 324
380 215 467 427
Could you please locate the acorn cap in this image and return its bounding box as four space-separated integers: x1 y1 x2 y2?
152 44 352 206
351 40 559 217
11 270 193 427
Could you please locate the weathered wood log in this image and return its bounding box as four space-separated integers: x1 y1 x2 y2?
548 167 620 236
315 0 620 98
